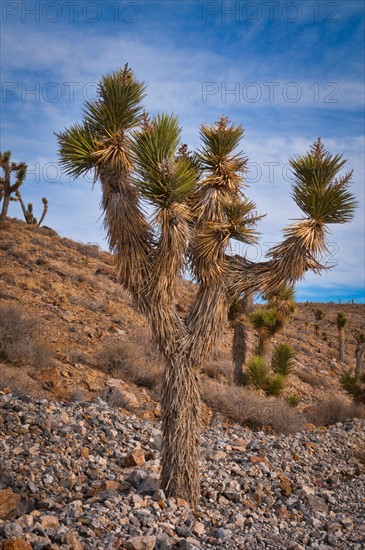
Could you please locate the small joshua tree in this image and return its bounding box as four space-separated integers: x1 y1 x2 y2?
313 307 325 338
337 311 348 362
0 152 48 227
0 151 27 223
354 331 365 383
13 191 49 227
57 66 357 506
248 284 296 366
249 308 281 363
245 342 296 396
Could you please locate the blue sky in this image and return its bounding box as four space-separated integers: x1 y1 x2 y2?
1 0 364 302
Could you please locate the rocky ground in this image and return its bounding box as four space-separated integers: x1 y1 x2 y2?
1 390 364 550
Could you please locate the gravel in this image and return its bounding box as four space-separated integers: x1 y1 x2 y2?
0 392 364 549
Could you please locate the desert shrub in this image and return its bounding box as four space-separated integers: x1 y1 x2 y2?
306 398 365 426
67 350 89 365
297 369 326 387
34 226 58 237
76 242 102 259
272 343 296 376
96 339 162 389
0 305 54 368
0 363 43 396
202 361 230 382
95 387 133 409
285 393 301 407
68 388 90 402
202 379 304 434
31 342 55 369
340 374 365 404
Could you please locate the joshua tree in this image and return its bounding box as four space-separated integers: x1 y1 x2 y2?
354 331 365 382
13 191 49 227
313 307 325 338
56 66 356 506
336 311 347 362
0 151 27 223
229 293 253 385
249 307 281 363
248 284 296 366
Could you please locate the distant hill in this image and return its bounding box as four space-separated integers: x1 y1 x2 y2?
1 217 364 428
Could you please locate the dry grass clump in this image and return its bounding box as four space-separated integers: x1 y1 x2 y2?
305 398 365 426
96 339 162 389
96 386 135 410
202 379 304 434
67 350 89 365
0 304 54 369
34 225 58 237
0 363 44 397
201 360 230 383
297 368 327 387
75 242 102 259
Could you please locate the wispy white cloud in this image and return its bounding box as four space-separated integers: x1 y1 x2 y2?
1 2 364 300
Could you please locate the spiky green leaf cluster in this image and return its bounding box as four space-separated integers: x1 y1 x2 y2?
272 343 296 376
246 355 269 390
337 311 347 330
249 308 282 336
313 308 325 321
340 374 363 401
265 374 286 396
290 138 357 224
132 114 197 206
57 123 96 178
220 197 260 244
56 65 146 178
245 354 287 396
198 117 246 174
285 393 301 407
84 67 147 134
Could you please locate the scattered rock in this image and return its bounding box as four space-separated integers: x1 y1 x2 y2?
123 448 146 468
0 540 32 550
0 489 20 520
306 495 329 514
65 531 85 550
124 536 156 550
39 515 60 529
137 475 160 496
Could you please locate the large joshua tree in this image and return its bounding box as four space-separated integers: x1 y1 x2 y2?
57 66 357 506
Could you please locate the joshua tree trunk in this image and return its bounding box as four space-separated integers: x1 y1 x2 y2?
355 342 365 382
37 199 48 227
230 295 252 385
338 327 346 362
258 336 272 366
232 320 248 385
160 354 201 506
0 193 10 223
